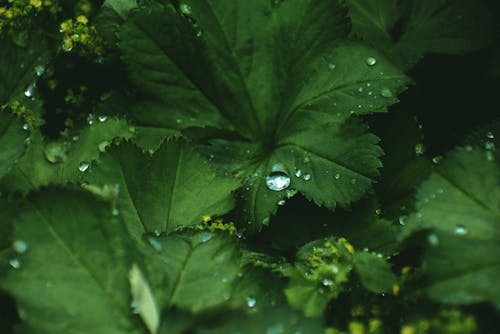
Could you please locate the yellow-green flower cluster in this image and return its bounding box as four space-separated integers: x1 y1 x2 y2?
195 215 236 235
325 318 383 334
59 15 103 55
1 100 41 128
401 309 477 334
308 238 355 268
0 0 60 33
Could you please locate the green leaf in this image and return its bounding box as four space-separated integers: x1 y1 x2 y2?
0 112 27 180
0 188 142 334
352 252 396 293
196 305 324 334
117 1 410 228
404 146 500 304
347 0 496 69
1 118 134 194
0 34 51 105
84 139 240 238
142 231 240 313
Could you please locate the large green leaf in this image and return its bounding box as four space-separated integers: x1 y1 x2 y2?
404 146 500 304
118 1 410 229
0 112 27 180
0 188 142 334
84 139 240 238
347 0 496 69
1 118 134 194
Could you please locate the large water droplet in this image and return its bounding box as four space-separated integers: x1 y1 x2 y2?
246 296 256 308
266 172 290 191
78 162 90 172
365 56 377 66
454 224 468 236
44 141 67 164
12 240 29 254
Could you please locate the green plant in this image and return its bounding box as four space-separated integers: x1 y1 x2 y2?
1 0 499 333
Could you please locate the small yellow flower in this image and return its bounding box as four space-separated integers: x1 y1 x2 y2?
76 15 88 24
202 215 211 223
30 0 43 8
392 283 400 296
0 7 6 14
401 266 412 275
59 19 73 32
368 318 382 332
5 9 14 19
400 325 416 334
345 243 355 254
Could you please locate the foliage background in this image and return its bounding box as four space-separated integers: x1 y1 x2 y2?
1 0 500 333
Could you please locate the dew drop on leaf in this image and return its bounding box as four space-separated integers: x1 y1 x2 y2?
44 141 67 164
12 240 29 254
22 123 29 131
294 169 302 178
381 87 393 98
265 172 290 191
277 199 286 206
428 233 439 247
78 162 90 172
24 84 34 97
246 296 256 308
334 173 341 180
328 63 336 71
365 56 377 66
98 141 110 153
454 224 468 236
303 173 311 181
87 113 95 125
9 258 21 269
322 278 334 287
98 115 108 122
415 143 426 156
485 131 495 139
179 3 192 14
34 65 45 77
147 236 162 252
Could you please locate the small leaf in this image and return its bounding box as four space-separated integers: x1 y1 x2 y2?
352 252 396 293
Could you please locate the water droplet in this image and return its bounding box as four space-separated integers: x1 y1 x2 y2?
428 233 439 247
87 113 95 125
78 162 90 172
294 169 302 178
322 278 334 287
277 199 286 206
415 143 426 156
24 84 34 97
351 178 357 185
328 63 336 71
375 208 382 215
398 216 407 226
112 208 120 216
286 188 298 198
34 65 45 77
130 299 140 314
266 172 290 191
179 3 192 14
22 123 29 131
484 141 495 150
196 231 213 243
9 258 21 269
303 173 311 181
357 87 364 93
432 156 442 164
365 56 377 66
148 236 162 252
303 156 311 163
334 173 341 180
246 296 256 308
454 224 468 236
262 217 270 225
98 115 108 122
12 240 29 254
44 141 67 164
98 141 110 153
486 132 495 139
381 87 393 98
